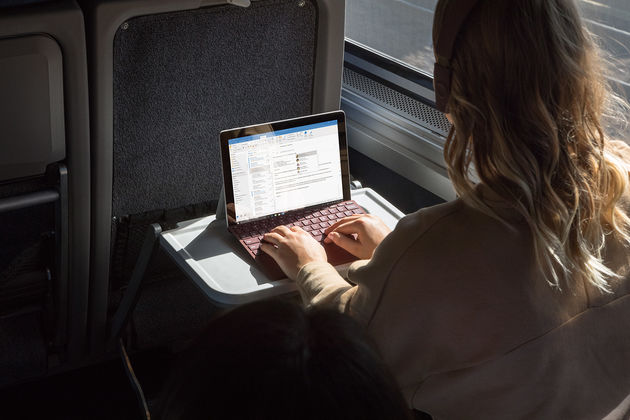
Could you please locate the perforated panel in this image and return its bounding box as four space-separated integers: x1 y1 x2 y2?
343 67 452 137
112 0 317 216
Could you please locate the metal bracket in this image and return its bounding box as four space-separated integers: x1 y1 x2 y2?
108 223 162 351
54 164 69 349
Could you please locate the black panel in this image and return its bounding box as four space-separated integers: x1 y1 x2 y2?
0 167 56 316
349 148 445 214
0 204 53 273
112 0 317 216
0 312 47 387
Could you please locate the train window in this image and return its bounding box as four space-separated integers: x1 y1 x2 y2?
342 0 454 202
345 1 629 98
345 0 436 77
342 1 630 202
578 1 630 100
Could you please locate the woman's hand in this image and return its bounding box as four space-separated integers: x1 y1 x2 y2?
323 214 391 259
260 225 327 280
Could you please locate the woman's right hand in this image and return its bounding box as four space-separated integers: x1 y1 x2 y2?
323 214 391 259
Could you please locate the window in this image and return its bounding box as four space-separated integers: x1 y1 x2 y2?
344 1 630 99
345 0 437 77
341 1 630 201
579 0 630 99
341 1 452 201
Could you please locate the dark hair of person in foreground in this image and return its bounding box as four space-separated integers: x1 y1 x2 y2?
155 299 412 420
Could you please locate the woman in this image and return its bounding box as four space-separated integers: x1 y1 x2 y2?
261 0 630 418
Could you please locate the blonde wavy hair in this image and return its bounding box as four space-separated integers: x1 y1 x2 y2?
433 0 630 292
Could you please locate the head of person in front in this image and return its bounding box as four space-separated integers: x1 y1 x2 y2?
261 0 630 418
155 299 412 420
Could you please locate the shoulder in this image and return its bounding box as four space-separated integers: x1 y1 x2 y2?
380 197 500 261
350 199 468 279
378 193 531 278
389 199 466 245
346 199 467 321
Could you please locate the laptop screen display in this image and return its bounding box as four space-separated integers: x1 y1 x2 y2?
227 120 343 223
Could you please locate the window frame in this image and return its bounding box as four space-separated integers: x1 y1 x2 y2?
344 40 437 106
341 39 456 201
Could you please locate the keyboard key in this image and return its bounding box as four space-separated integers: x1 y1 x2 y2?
234 202 363 259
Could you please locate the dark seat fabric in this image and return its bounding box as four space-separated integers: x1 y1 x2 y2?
0 205 54 316
85 0 343 352
0 0 55 8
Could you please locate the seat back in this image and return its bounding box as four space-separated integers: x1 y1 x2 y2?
0 0 91 383
0 35 65 181
85 0 344 351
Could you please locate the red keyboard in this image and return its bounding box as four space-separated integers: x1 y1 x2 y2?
229 200 365 259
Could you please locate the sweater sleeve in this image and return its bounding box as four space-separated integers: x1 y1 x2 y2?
295 260 359 312
295 210 431 325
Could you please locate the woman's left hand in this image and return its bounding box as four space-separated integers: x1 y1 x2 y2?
260 225 328 280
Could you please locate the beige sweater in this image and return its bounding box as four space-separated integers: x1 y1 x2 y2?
296 145 630 419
